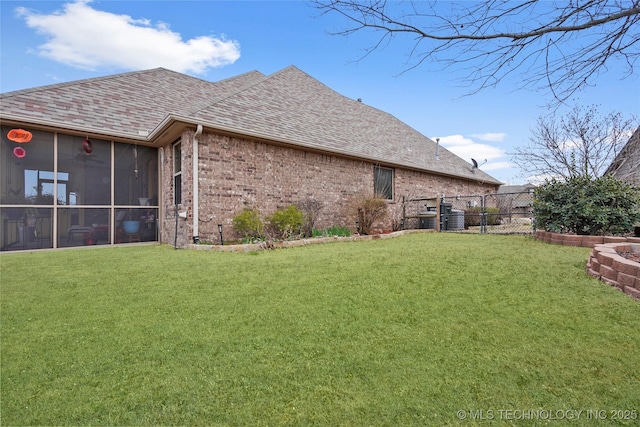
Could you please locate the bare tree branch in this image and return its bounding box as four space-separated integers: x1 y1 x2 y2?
312 0 640 103
511 105 638 180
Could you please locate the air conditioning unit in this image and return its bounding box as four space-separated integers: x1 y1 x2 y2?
449 209 465 230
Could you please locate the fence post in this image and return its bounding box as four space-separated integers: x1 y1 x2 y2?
481 195 487 234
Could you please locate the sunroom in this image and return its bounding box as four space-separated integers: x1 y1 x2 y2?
1 126 159 251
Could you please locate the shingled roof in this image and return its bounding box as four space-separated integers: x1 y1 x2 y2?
605 126 640 186
0 66 501 184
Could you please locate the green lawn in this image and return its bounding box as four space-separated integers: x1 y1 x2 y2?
1 233 639 426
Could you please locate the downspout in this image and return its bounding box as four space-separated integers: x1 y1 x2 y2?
192 124 203 243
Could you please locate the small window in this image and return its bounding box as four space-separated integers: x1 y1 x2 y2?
173 142 182 205
374 165 393 200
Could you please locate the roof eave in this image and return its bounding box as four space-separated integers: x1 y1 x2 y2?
0 114 151 145
150 116 503 185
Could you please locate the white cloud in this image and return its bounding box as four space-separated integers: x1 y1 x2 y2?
470 132 507 142
481 161 514 171
433 134 520 178
435 134 474 147
525 173 561 185
435 134 505 162
16 0 240 73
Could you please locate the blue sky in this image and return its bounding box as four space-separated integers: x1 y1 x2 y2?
2 0 639 185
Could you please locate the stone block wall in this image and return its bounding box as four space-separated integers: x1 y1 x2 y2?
534 230 640 247
161 129 498 246
587 243 640 300
534 231 640 300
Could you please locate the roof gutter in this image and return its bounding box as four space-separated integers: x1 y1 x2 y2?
192 124 203 244
0 114 151 144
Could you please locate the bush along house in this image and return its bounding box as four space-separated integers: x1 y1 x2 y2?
0 66 501 251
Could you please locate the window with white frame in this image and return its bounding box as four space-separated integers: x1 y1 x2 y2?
173 142 182 205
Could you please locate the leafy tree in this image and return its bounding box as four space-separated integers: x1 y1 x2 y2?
512 105 637 180
534 175 640 235
313 1 640 103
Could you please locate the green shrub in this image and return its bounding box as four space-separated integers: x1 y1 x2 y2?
232 208 264 239
352 194 388 235
268 205 305 239
534 175 640 235
463 207 501 227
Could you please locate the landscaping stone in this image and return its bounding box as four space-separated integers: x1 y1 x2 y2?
587 242 640 300
534 231 636 248
596 252 616 266
190 229 432 252
624 286 640 299
600 265 617 281
613 258 639 276
618 272 637 288
604 236 629 243
581 236 605 247
562 235 583 246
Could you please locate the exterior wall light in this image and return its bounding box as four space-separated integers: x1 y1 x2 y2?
218 224 224 245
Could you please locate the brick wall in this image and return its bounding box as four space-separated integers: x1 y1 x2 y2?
161 130 498 246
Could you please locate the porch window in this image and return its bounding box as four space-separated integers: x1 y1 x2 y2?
374 165 394 200
173 142 182 205
0 126 158 251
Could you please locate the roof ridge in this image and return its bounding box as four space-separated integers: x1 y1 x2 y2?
191 66 311 113
214 69 264 85
185 66 341 122
185 70 273 116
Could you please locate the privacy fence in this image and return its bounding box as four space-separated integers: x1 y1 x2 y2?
402 190 535 235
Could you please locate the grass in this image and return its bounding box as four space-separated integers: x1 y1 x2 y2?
312 226 353 237
1 233 639 426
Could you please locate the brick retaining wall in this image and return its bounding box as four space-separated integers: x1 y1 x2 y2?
534 230 640 247
587 243 640 300
534 231 640 300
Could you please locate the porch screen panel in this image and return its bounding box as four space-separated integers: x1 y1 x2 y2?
1 126 54 205
58 208 111 247
0 127 54 250
114 145 159 207
57 135 111 205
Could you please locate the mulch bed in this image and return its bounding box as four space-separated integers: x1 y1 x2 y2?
617 251 640 263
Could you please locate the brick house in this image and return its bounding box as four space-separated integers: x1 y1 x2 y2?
605 126 640 187
0 66 501 251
